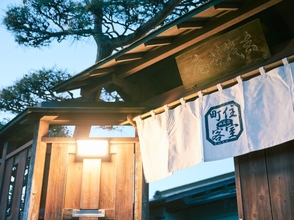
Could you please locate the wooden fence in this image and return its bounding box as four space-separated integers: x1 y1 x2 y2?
0 140 33 219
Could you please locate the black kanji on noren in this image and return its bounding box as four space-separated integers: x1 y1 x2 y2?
205 101 243 145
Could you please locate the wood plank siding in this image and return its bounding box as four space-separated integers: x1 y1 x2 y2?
235 140 294 219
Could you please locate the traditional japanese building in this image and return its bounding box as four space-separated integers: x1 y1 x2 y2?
1 0 294 219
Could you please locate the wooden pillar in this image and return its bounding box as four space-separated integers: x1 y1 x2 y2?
23 118 50 220
0 141 9 193
234 140 294 219
134 142 149 220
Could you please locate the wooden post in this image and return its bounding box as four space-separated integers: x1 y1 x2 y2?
23 119 50 220
0 141 9 193
134 142 149 220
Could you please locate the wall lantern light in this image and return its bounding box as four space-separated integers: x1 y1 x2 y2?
76 139 110 161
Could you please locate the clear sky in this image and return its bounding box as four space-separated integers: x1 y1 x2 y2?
0 0 234 199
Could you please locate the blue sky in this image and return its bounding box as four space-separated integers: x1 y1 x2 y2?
0 0 234 199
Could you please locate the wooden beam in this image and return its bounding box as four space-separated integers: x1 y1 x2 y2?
112 74 140 95
41 137 139 143
80 74 112 97
115 53 145 62
111 74 155 101
176 20 205 29
214 2 240 11
5 140 33 160
144 37 173 47
89 67 116 77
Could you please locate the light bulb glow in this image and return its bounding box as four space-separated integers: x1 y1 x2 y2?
76 140 109 157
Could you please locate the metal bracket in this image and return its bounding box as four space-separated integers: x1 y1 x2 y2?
72 209 105 217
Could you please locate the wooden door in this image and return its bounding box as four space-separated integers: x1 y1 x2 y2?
38 138 146 220
235 140 294 220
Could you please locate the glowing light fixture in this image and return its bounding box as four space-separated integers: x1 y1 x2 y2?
76 139 110 161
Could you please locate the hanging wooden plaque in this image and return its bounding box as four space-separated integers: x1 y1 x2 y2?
175 19 271 89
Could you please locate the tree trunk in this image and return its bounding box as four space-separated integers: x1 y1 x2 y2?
94 34 113 62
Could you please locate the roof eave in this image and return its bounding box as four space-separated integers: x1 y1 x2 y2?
52 0 222 93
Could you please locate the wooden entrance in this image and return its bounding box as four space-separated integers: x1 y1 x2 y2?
0 106 148 220
39 137 142 220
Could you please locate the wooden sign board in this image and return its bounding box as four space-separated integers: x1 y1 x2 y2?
175 19 271 89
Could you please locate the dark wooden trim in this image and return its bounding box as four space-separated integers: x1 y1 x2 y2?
135 142 149 220
5 140 33 160
0 142 8 193
10 149 28 219
0 157 14 217
234 157 244 220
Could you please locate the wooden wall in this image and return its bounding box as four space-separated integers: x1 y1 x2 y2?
234 140 294 220
0 133 147 219
37 138 146 220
